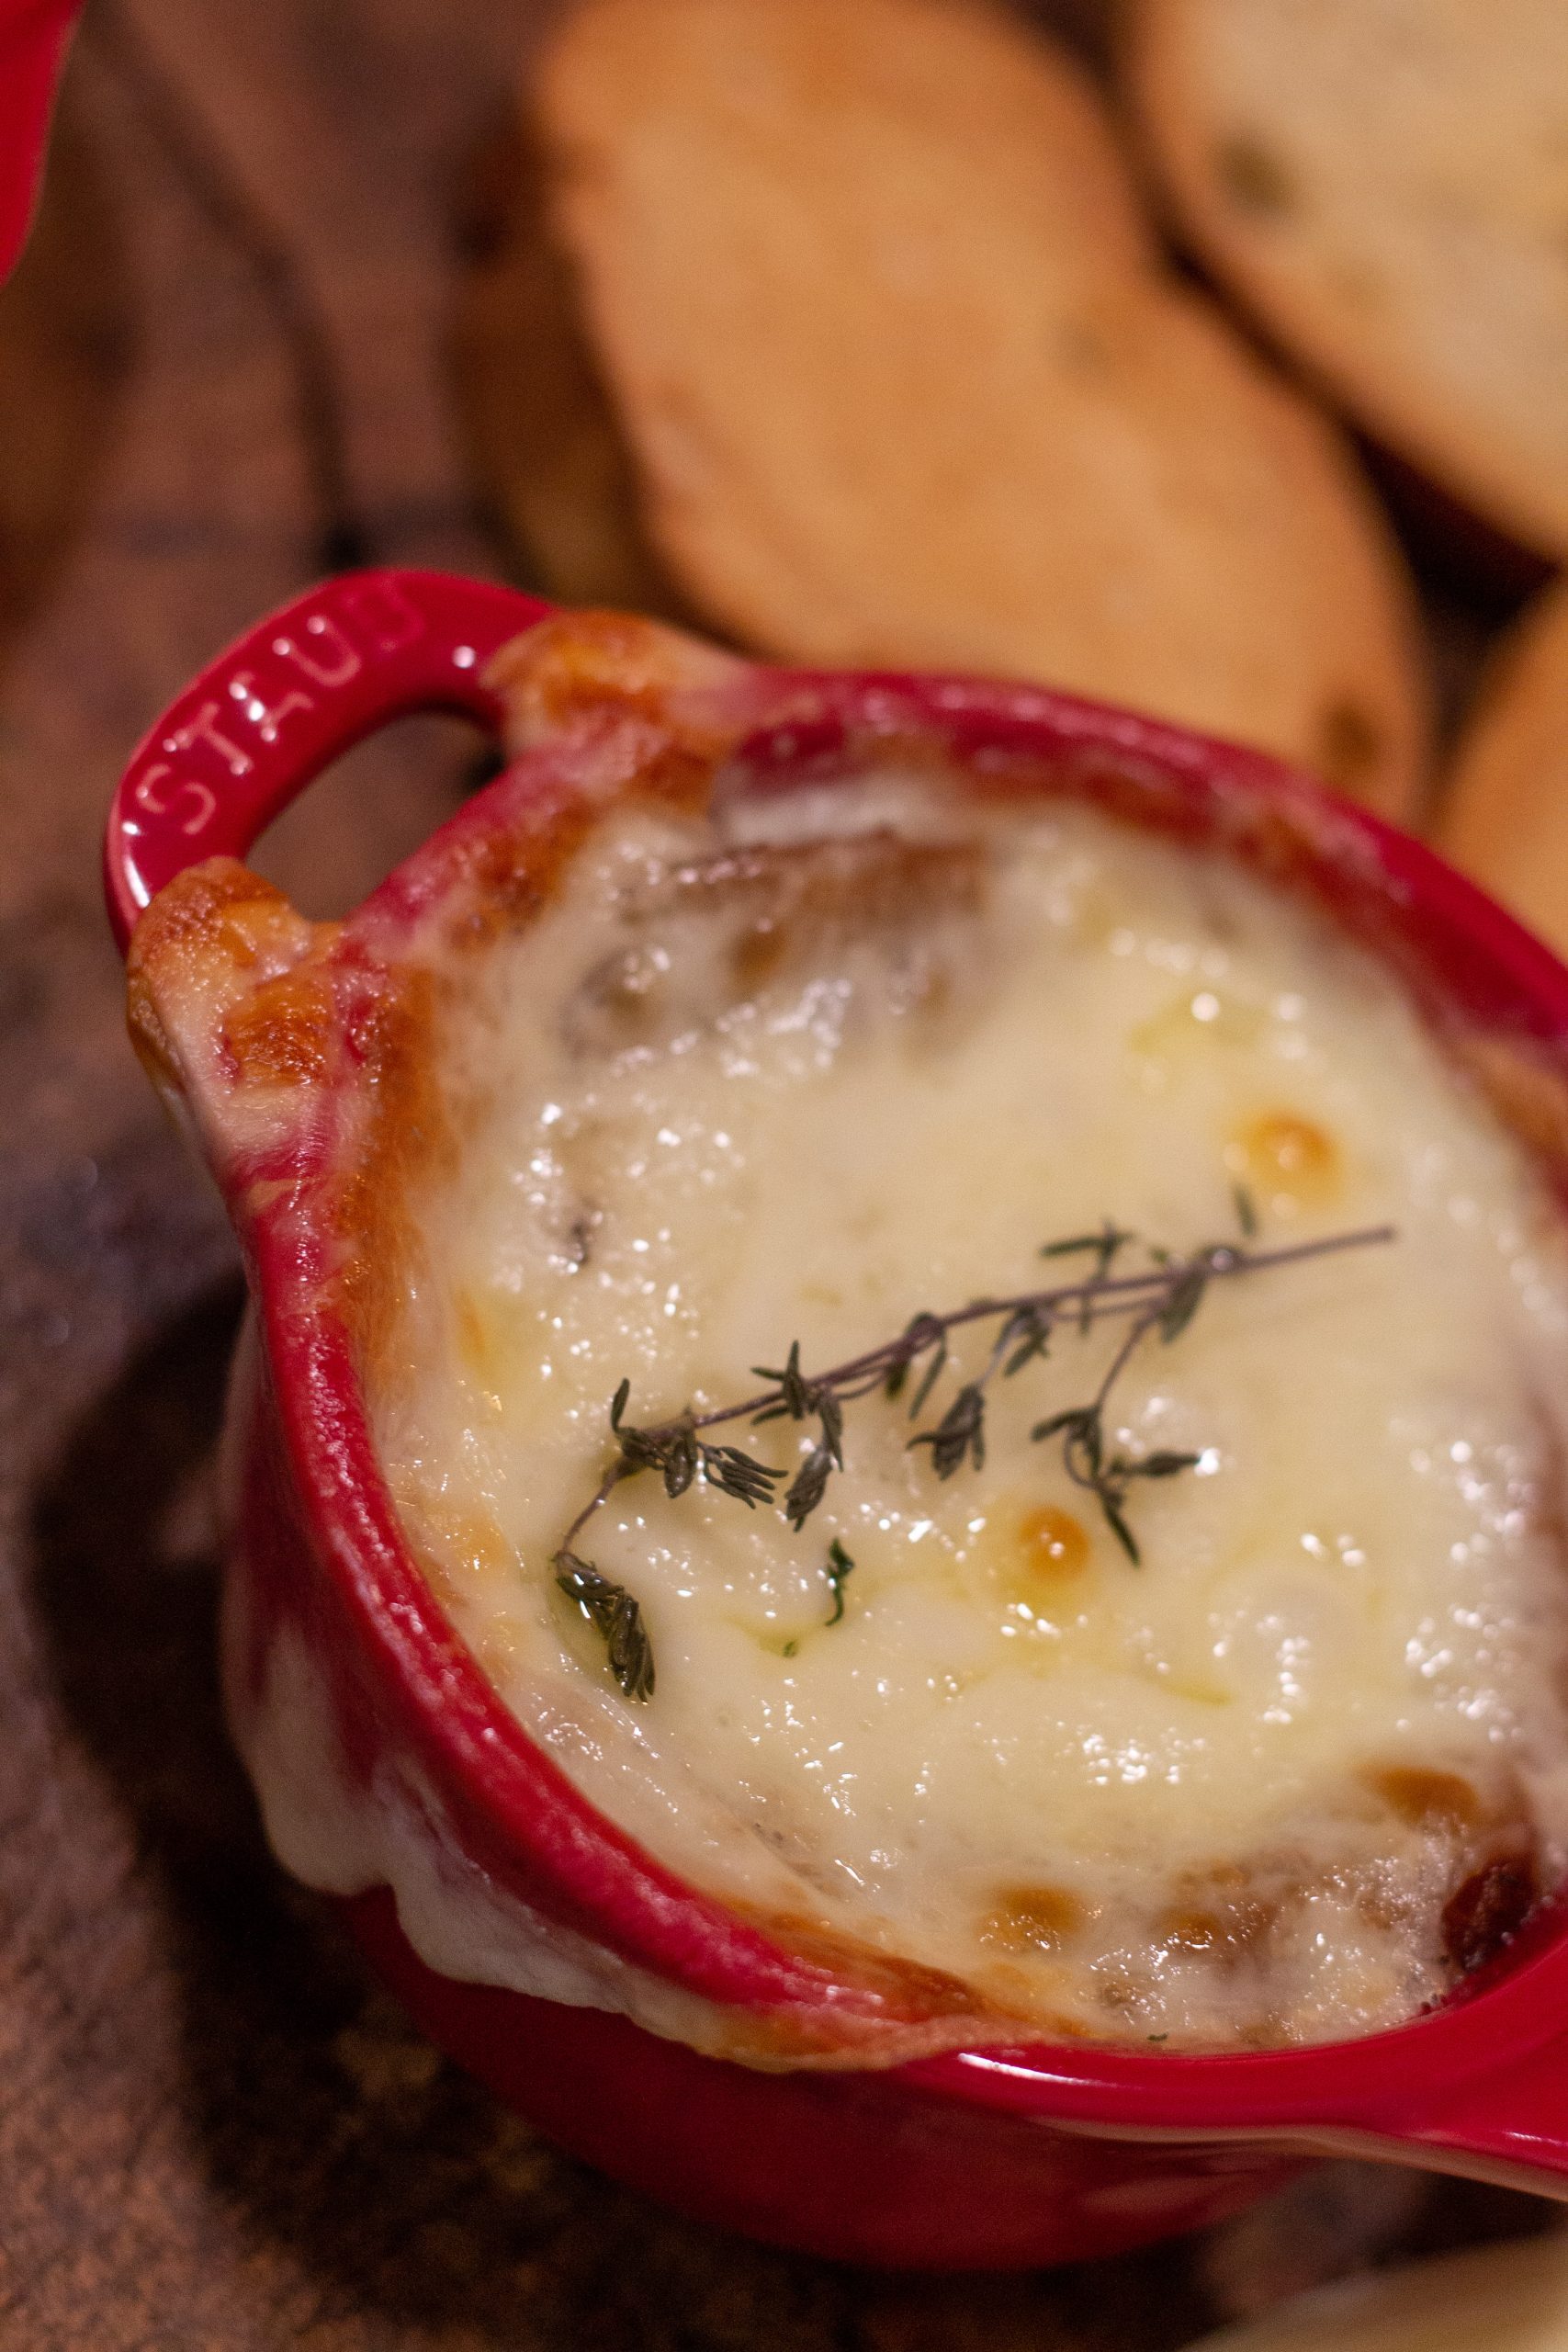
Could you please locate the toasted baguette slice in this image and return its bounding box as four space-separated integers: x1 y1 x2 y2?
1438 583 1568 957
1130 0 1568 566
1182 2233 1568 2352
452 121 694 623
518 0 1428 815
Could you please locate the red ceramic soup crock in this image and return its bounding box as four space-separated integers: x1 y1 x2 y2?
0 0 80 288
105 569 1568 2269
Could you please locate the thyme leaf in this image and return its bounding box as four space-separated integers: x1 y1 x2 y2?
884 1312 942 1402
784 1444 834 1530
554 1552 655 1702
700 1443 783 1509
908 1381 987 1479
1032 1405 1093 1445
1001 1305 1054 1377
1042 1220 1134 1276
906 1329 950 1420
1134 1450 1203 1479
1100 1493 1140 1566
825 1538 855 1625
751 1339 811 1421
1159 1266 1208 1345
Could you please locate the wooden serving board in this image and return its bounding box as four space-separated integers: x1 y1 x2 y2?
0 3 1551 2343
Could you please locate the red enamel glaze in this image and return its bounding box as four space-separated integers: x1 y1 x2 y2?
0 0 80 288
104 571 548 951
107 570 1568 2267
344 1884 1303 2268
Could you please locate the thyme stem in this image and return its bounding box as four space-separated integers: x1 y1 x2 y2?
629 1225 1388 1438
552 1216 1394 1697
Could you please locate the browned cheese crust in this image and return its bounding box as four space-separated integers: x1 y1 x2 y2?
462 0 1430 817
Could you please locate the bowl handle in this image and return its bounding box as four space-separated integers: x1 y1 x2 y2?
103 567 552 955
1379 2033 1568 2193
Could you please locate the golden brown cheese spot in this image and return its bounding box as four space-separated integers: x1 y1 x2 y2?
733 1906 1000 2027
1017 1504 1091 1584
975 1502 1098 1627
1365 1764 1481 1834
220 972 334 1090
486 607 742 759
1158 1883 1277 1967
130 856 294 962
392 1478 515 1611
1159 1907 1223 1954
1228 1108 1340 1207
978 1884 1086 1955
455 1291 498 1384
126 858 324 1092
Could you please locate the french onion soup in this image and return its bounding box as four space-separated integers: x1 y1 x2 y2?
130 617 1568 2064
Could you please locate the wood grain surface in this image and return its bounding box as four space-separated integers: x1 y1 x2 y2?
0 3 1554 2344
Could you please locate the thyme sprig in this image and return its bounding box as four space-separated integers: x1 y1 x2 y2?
552 1204 1394 1697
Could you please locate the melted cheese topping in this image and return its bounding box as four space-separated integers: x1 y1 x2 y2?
376 785 1568 2051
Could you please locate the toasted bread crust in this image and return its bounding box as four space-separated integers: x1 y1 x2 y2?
1438 586 1568 960
1130 0 1568 565
451 119 694 620
509 0 1428 817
